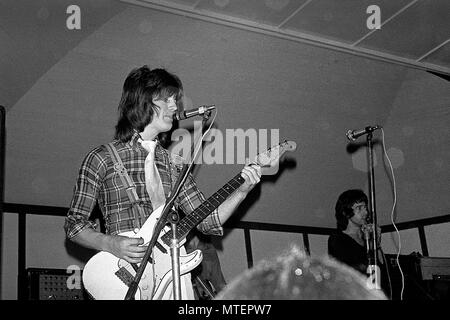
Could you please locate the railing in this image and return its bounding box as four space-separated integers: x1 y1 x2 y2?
3 201 450 299
0 106 6 294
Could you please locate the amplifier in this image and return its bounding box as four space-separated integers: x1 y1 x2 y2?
385 254 422 278
26 267 88 300
384 253 429 300
419 257 450 281
384 254 450 300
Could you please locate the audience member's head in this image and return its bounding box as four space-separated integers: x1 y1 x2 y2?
215 246 387 300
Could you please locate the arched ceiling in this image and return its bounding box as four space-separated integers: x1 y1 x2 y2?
123 0 450 75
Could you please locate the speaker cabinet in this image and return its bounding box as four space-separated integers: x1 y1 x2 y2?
385 254 450 300
26 268 88 300
384 254 429 300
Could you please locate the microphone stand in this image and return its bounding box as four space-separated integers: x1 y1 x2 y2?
169 209 182 299
124 164 189 300
169 110 212 299
366 132 381 290
124 111 212 300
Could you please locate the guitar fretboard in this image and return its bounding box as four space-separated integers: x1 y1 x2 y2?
161 173 245 246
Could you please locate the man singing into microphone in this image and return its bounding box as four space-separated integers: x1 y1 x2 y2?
328 189 389 295
64 65 261 299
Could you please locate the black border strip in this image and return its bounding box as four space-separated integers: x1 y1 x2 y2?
302 233 310 255
228 220 335 235
381 214 450 232
4 202 449 234
17 211 26 300
243 229 253 268
418 226 429 257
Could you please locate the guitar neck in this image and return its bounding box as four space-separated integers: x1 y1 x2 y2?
161 173 244 246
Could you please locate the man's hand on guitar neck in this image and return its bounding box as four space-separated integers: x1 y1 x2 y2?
237 163 262 195
214 164 262 226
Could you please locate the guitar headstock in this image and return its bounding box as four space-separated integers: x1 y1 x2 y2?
253 140 297 175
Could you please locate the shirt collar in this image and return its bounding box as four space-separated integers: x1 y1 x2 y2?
128 130 142 150
131 130 162 152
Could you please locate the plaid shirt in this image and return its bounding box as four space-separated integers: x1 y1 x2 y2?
64 131 223 238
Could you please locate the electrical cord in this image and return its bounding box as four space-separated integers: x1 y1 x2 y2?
380 127 405 300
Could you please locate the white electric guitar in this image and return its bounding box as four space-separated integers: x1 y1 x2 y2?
82 140 297 300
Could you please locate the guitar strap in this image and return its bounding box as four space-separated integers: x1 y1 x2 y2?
105 143 146 232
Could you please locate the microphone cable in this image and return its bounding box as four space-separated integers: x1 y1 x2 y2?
380 127 405 300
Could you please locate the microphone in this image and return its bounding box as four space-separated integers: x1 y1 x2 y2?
174 105 215 120
361 223 374 252
346 125 382 141
361 224 373 240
